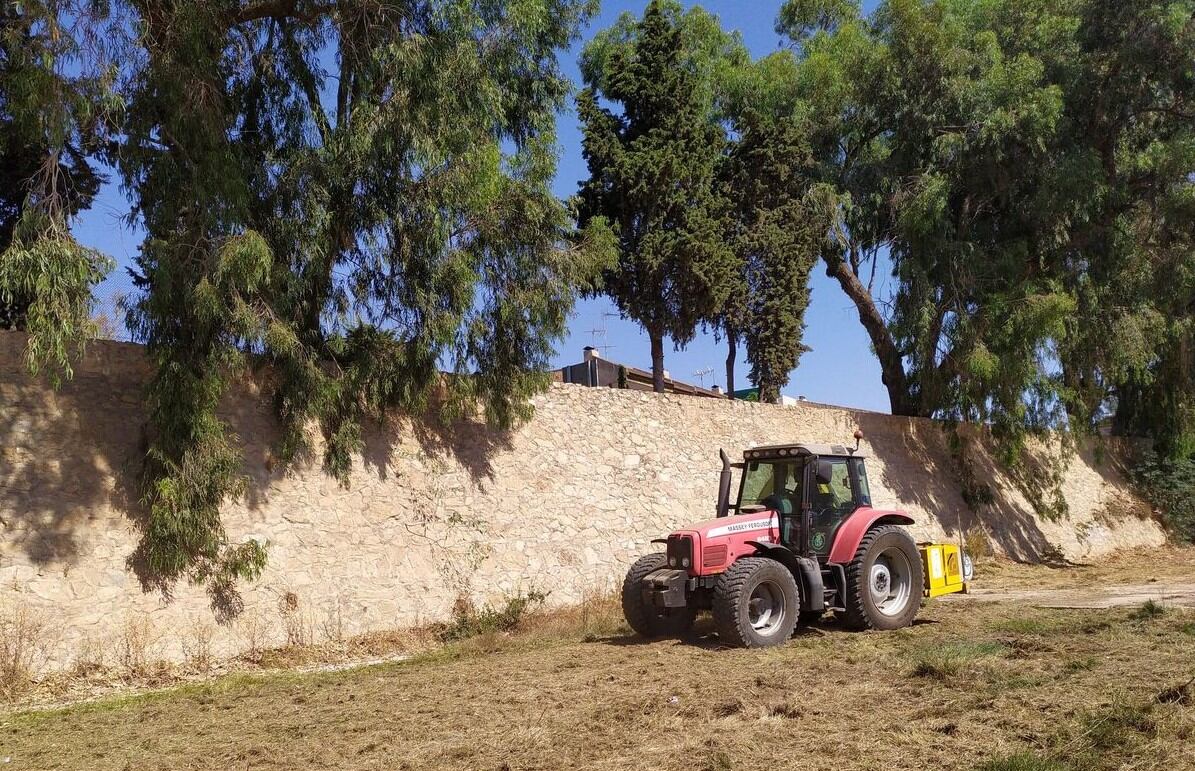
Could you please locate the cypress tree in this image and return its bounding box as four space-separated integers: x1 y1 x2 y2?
576 0 739 392
722 111 822 403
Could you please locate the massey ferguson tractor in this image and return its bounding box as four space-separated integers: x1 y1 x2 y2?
623 434 969 647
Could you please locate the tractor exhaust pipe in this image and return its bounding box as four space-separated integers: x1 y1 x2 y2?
716 449 732 518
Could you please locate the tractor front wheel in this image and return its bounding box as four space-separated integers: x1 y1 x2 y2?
843 525 924 631
712 557 800 648
621 554 696 638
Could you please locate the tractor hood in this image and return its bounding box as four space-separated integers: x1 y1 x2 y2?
680 511 781 542
669 511 781 576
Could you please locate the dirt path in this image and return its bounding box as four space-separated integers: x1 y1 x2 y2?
967 581 1195 609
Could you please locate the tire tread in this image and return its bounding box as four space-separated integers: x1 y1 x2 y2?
843 524 920 631
621 553 695 637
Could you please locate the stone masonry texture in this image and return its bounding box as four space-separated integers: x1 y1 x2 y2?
0 332 1167 672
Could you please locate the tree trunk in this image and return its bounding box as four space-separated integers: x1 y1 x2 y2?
824 256 923 416
725 329 737 399
649 329 666 393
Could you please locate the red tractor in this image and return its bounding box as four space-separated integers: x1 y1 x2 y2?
623 436 935 647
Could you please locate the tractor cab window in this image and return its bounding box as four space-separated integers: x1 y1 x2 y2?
739 459 804 547
852 458 872 506
809 458 856 555
738 460 803 514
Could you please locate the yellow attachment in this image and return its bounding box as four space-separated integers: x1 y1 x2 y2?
919 542 968 598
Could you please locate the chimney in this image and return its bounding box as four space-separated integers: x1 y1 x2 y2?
712 385 723 395
583 346 600 361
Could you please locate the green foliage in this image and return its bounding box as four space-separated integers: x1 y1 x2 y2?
721 110 824 402
907 640 1008 678
776 0 861 43
1079 702 1157 752
977 755 1069 771
0 0 116 357
576 0 741 390
1131 451 1195 542
5 0 1195 611
0 212 112 385
781 0 1195 463
110 0 601 604
1129 600 1167 621
947 428 996 511
437 590 548 643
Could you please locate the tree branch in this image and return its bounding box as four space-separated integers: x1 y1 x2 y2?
229 0 330 25
824 252 918 415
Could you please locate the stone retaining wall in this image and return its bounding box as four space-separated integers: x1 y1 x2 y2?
0 332 1166 671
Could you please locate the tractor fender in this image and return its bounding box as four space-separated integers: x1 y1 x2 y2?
827 508 916 565
745 541 824 612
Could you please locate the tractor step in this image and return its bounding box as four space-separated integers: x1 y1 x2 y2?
819 563 847 611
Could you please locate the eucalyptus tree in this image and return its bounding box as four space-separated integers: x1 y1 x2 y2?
781 0 1193 459
116 0 606 605
784 0 1077 437
1051 0 1195 457
576 0 742 392
0 0 115 380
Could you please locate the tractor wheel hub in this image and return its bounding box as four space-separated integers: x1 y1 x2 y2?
747 580 786 634
869 550 913 617
872 565 891 595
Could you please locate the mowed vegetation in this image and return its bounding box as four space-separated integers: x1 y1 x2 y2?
4 553 1194 771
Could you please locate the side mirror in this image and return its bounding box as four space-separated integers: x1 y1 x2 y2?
815 459 833 485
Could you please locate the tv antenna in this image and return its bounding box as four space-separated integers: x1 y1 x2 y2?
585 316 616 357
692 366 714 388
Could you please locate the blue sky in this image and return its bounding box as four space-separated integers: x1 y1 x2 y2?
76 0 892 414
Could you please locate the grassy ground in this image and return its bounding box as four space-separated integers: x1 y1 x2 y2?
3 552 1194 771
977 543 1195 590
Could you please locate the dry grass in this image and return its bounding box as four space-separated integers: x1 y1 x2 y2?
0 601 48 700
979 543 1195 590
1 553 1193 770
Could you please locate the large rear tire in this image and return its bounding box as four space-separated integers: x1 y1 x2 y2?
843 525 923 631
621 553 696 638
712 557 800 648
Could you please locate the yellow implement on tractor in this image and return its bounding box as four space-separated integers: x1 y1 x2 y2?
919 542 971 598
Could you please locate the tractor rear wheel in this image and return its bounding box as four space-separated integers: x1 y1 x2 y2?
621 554 696 638
712 557 800 648
843 525 923 631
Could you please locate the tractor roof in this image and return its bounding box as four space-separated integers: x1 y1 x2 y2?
744 443 866 459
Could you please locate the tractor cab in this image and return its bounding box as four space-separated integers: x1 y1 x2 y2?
727 443 872 561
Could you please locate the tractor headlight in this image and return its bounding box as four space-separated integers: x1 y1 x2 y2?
666 534 694 573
